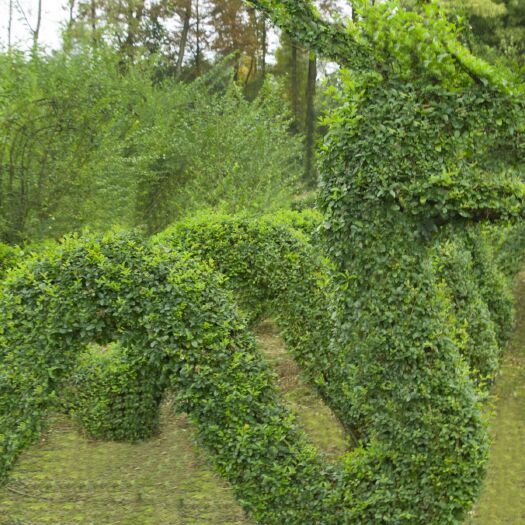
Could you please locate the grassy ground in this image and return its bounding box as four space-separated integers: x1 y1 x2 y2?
0 320 347 524
466 275 525 525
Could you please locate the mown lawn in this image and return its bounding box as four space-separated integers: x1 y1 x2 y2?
466 276 525 525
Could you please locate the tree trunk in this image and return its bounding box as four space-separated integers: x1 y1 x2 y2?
304 52 317 185
33 0 42 49
91 0 97 49
176 1 192 78
195 0 201 74
291 41 299 128
122 0 145 61
68 0 76 28
8 0 13 51
261 17 267 78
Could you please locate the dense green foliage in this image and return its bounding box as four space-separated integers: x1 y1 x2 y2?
155 211 324 322
155 212 347 425
0 231 343 525
67 212 330 442
64 341 162 441
0 208 517 524
57 209 514 524
127 78 301 234
0 49 300 242
434 236 499 383
2 0 525 524
493 222 525 279
249 0 525 523
0 50 136 242
457 0 525 67
0 243 18 280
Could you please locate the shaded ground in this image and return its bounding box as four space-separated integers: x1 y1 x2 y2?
0 320 347 524
466 275 525 525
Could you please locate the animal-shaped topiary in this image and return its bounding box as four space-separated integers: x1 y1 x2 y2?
246 1 525 522
2 3 525 524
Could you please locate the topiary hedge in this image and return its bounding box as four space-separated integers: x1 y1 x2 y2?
432 231 506 387
63 341 162 441
465 228 515 348
248 0 525 523
79 209 511 442
3 1 525 523
154 211 325 323
154 212 353 431
493 222 525 280
79 207 513 522
0 224 496 524
0 231 352 524
8 206 516 523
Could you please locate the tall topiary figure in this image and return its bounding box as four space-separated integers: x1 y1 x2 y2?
246 1 525 522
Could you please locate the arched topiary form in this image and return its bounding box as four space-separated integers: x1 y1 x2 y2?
9 211 514 524
76 212 502 443
67 212 342 443
154 212 354 431
0 231 350 525
155 212 327 327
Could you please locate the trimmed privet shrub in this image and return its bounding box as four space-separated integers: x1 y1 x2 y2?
94 209 508 441
64 341 162 441
0 225 518 525
159 211 490 522
0 223 483 525
70 212 352 445
3 4 525 524
62 208 512 522
269 208 322 239
63 211 332 443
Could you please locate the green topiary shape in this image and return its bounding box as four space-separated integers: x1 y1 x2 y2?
246 1 525 523
64 341 162 442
